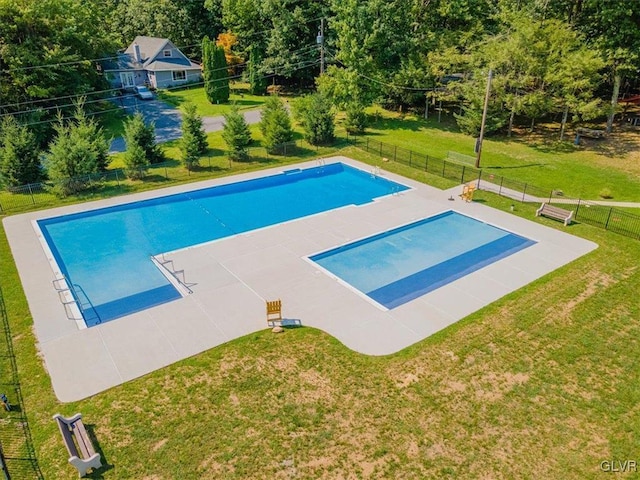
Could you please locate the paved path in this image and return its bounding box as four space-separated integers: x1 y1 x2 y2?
108 97 261 153
475 180 640 209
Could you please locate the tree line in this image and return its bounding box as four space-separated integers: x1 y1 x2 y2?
1 0 639 189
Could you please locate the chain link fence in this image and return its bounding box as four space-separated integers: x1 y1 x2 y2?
2 133 639 240
0 289 44 480
0 136 351 214
352 135 640 241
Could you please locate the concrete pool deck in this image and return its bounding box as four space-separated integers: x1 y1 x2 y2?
3 157 597 402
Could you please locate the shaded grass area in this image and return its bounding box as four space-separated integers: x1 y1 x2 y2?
3 208 640 478
361 109 640 201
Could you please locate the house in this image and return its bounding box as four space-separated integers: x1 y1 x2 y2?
102 36 202 90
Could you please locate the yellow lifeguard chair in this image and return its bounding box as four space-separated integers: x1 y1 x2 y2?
460 182 476 202
266 299 282 326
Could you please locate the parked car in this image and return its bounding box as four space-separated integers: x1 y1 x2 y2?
135 85 154 100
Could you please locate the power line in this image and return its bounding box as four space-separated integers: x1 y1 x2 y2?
1 44 319 115
18 58 321 129
0 17 325 75
324 49 434 92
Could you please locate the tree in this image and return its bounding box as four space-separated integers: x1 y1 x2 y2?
0 0 115 118
123 112 164 172
216 32 243 74
222 106 251 160
108 0 222 59
344 103 367 134
219 0 326 86
293 94 335 145
259 96 293 153
317 66 371 133
248 47 267 95
72 102 111 172
46 104 109 195
203 36 230 104
180 103 208 169
0 116 42 187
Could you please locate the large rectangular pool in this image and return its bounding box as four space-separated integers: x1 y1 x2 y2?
38 163 409 326
310 211 536 309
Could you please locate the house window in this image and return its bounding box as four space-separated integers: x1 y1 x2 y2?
163 49 172 57
172 70 186 81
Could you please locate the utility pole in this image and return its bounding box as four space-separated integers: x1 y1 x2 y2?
475 68 493 169
318 18 325 74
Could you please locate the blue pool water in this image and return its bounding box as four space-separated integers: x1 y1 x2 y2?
310 211 536 309
38 163 408 326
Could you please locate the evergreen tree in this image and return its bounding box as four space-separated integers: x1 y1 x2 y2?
203 36 230 104
44 101 109 195
222 106 251 160
293 94 335 145
259 96 293 153
180 103 208 169
123 112 164 167
46 118 99 195
0 116 42 187
72 103 111 172
123 142 148 180
248 47 267 95
344 103 367 134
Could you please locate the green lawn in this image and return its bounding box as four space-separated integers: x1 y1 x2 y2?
362 109 640 202
2 162 640 478
97 100 129 139
1 115 640 478
158 83 269 117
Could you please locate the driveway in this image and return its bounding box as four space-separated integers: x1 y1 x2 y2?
109 96 262 153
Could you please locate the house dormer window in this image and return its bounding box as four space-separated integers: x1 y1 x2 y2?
163 49 171 57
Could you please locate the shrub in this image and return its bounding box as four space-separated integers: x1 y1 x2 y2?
344 103 367 134
222 106 251 161
599 188 613 199
123 112 164 167
0 116 42 187
260 96 293 153
293 94 335 145
180 103 208 169
45 103 108 195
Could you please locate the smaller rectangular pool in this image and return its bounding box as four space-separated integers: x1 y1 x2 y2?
309 211 536 309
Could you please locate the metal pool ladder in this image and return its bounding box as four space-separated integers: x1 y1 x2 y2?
52 276 88 325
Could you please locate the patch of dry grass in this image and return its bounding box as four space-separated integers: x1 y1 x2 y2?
11 224 632 479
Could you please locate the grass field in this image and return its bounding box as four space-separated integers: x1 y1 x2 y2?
1 113 640 478
3 169 640 478
157 83 268 117
362 109 640 202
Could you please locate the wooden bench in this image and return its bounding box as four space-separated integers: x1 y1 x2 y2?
536 203 574 226
53 413 102 477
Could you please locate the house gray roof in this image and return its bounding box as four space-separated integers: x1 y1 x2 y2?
102 53 141 72
124 36 171 67
145 58 202 72
102 36 200 73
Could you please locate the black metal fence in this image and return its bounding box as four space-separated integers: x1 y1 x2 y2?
353 135 640 241
0 289 43 480
0 136 350 214
2 133 640 240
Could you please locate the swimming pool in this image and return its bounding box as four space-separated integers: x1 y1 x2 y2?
310 211 536 309
37 163 409 326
